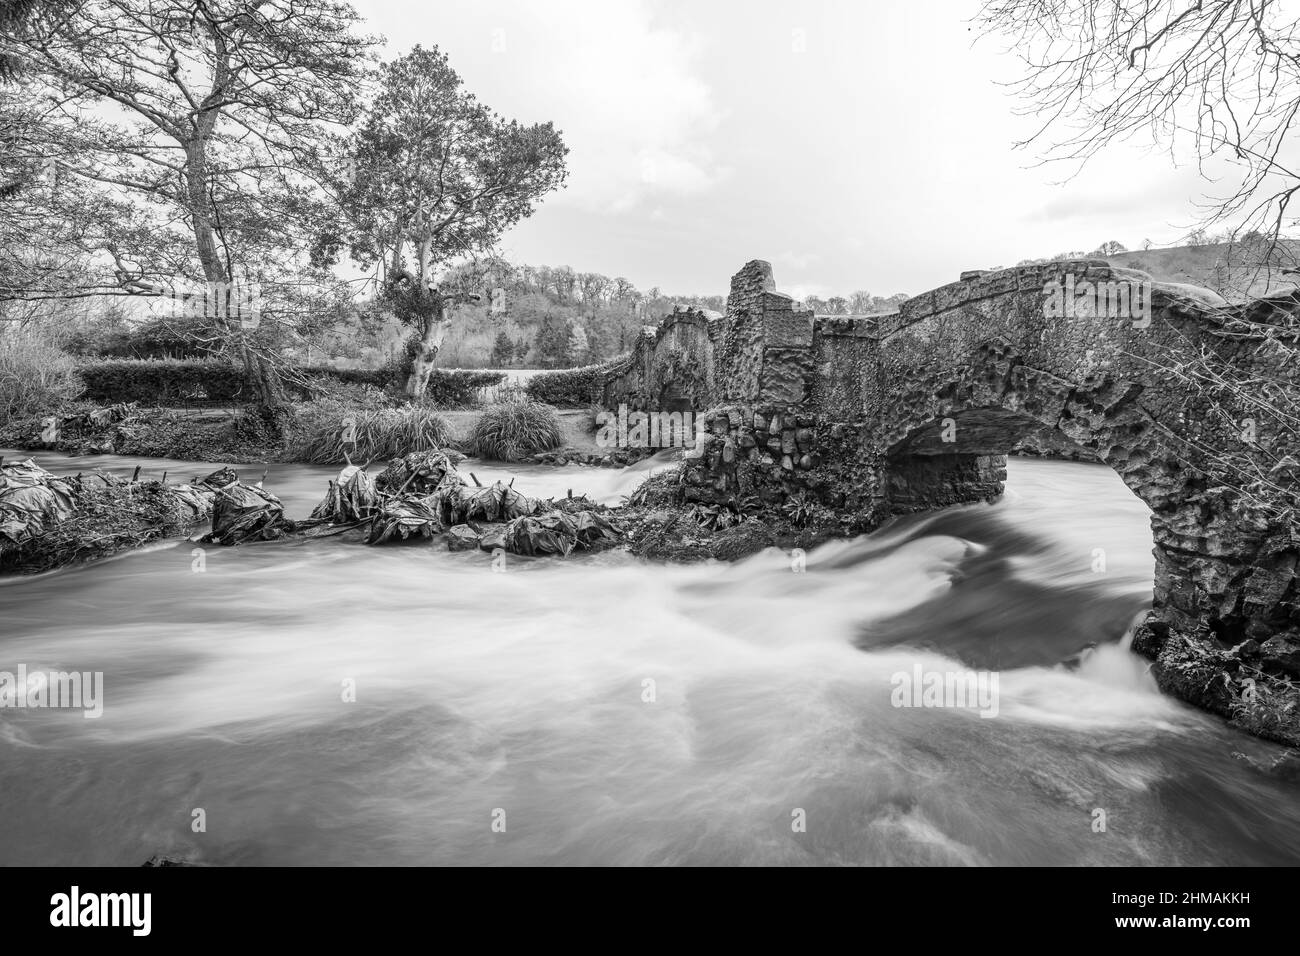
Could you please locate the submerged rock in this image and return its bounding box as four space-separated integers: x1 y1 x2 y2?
446 524 481 551
711 517 778 561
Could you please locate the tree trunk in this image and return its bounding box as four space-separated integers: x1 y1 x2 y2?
403 295 445 398
401 235 443 399
185 143 227 288
185 139 285 414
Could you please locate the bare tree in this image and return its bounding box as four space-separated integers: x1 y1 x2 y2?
551 265 577 303
980 0 1299 521
978 0 1300 280
1090 240 1128 256
847 290 873 314
578 271 610 311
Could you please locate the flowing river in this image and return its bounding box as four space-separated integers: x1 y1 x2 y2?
1 449 1297 866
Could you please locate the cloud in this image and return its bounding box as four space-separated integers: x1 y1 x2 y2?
420 0 726 213
777 250 821 270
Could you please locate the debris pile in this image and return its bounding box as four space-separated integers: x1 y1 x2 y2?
500 509 620 556
200 468 289 546
304 449 621 557
0 457 214 574
0 458 77 547
310 464 379 524
1 403 143 454
0 447 622 572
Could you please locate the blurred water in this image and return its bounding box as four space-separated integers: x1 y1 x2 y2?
0 450 1296 866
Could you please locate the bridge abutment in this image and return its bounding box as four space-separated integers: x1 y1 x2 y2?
885 453 1007 513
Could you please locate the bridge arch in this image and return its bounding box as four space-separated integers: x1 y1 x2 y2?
875 266 1296 660
596 258 1299 711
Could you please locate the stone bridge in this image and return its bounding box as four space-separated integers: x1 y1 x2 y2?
601 259 1300 709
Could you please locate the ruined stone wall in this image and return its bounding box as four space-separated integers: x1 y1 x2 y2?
599 308 722 413
718 260 817 405
673 262 883 518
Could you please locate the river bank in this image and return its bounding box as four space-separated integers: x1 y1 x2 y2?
0 403 630 468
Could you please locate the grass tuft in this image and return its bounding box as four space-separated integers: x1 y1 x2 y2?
285 400 455 464
467 400 563 462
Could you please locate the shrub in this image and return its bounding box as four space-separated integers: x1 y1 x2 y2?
298 374 391 408
524 362 614 407
1228 666 1300 743
298 366 390 390
284 400 456 464
0 333 84 424
424 369 507 406
468 401 564 461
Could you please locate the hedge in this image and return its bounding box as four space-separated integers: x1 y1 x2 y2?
524 362 618 407
77 359 246 404
75 359 505 407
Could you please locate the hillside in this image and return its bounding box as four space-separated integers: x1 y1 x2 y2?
1106 241 1300 301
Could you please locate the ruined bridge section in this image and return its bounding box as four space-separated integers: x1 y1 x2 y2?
601 258 1300 699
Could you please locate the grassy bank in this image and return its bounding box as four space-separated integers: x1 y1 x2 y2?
0 401 611 466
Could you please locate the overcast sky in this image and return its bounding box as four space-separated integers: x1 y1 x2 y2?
354 0 1214 299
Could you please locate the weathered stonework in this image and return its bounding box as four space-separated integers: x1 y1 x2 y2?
600 306 721 414
602 259 1300 699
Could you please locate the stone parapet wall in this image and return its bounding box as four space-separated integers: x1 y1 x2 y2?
879 259 1115 338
